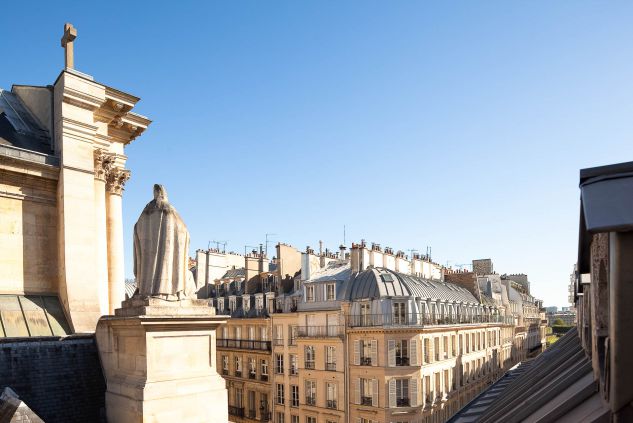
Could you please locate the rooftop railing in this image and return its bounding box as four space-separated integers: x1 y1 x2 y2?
347 313 513 328
217 339 271 351
296 325 344 339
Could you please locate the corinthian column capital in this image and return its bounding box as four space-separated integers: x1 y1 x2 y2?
94 149 115 181
106 166 131 195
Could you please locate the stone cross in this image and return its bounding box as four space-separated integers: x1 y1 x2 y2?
60 23 77 69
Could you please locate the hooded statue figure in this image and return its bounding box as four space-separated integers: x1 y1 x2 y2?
133 184 195 300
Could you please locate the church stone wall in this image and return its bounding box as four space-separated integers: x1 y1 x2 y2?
0 336 106 423
0 171 58 295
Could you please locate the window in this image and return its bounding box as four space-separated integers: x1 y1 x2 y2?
276 354 284 374
305 380 316 406
235 356 242 376
305 346 315 369
222 355 228 375
290 354 298 375
306 285 315 302
235 387 243 408
276 384 285 405
235 326 241 340
395 340 409 366
393 302 406 324
325 346 336 371
249 357 256 379
289 325 298 345
260 327 269 341
249 326 255 340
396 379 409 407
291 416 299 423
306 417 316 423
360 303 371 325
361 340 373 365
360 378 373 405
452 335 456 357
326 283 335 301
261 359 269 381
276 412 284 423
275 325 284 346
443 336 449 359
434 337 440 361
326 382 337 409
424 338 430 363
291 385 299 407
248 390 256 418
425 375 432 403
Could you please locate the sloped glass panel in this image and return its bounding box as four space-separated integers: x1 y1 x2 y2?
0 295 29 337
20 296 53 336
42 296 70 336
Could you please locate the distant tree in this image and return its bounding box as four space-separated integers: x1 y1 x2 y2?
553 318 565 326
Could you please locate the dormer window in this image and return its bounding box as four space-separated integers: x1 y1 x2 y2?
256 296 263 310
326 283 336 301
306 285 315 302
381 273 394 283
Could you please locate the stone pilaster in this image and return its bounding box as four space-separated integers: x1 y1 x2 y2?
94 150 113 316
105 166 130 314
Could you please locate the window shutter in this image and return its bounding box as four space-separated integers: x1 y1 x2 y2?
354 378 360 404
410 377 418 407
372 378 378 407
354 340 360 365
371 340 378 366
388 378 396 408
356 419 361 423
410 339 418 366
388 340 396 367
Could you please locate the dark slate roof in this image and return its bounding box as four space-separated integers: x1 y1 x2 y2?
0 89 52 155
346 267 479 303
449 328 607 423
0 335 106 423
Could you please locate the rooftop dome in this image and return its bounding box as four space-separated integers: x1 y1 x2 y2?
346 267 479 304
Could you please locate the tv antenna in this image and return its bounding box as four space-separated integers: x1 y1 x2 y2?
265 233 277 257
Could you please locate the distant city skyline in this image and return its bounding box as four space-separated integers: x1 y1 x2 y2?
3 2 632 308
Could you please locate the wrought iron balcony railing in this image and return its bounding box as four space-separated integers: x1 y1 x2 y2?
397 398 410 407
228 406 244 417
296 325 344 338
395 356 409 366
305 396 316 406
360 357 372 366
348 313 514 328
360 396 372 406
325 362 336 371
217 339 271 351
305 361 315 370
326 400 337 409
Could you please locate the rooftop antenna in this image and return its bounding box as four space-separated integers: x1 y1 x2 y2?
210 240 227 253
407 249 418 259
265 233 277 257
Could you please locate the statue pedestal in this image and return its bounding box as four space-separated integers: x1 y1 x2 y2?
95 298 228 423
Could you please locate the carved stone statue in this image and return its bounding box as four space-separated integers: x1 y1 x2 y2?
133 184 195 300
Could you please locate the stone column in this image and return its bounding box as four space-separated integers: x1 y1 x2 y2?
105 167 130 314
94 151 112 316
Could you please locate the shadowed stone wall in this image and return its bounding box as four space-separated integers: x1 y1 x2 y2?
0 335 105 422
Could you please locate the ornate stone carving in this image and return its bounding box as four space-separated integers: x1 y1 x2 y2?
105 166 130 195
94 149 114 181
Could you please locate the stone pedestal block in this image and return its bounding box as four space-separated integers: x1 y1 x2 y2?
95 299 228 423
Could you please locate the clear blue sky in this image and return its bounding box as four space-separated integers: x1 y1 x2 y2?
2 2 632 308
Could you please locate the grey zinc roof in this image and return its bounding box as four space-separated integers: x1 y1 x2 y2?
347 268 479 303
306 261 352 283
221 268 245 279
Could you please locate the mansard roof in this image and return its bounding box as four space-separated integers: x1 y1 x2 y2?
346 267 479 304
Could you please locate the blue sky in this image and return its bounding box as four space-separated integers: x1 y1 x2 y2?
2 1 632 307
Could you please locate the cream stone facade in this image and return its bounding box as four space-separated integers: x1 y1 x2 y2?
0 64 150 333
206 241 542 423
0 57 150 332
